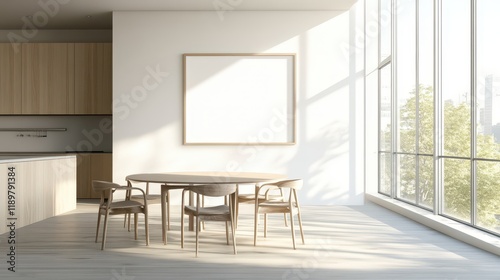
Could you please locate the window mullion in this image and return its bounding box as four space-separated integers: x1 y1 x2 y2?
470 0 477 226
391 0 397 199
415 0 421 206
434 0 442 215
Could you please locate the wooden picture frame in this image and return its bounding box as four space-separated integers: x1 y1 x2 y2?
183 53 296 145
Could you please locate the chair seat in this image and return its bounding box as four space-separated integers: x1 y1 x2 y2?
238 193 258 201
238 193 284 201
258 201 299 215
108 200 144 209
184 205 230 216
130 194 163 204
259 201 297 208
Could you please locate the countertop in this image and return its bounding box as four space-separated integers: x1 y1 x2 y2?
0 154 78 163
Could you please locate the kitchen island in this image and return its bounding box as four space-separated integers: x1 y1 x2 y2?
0 155 76 234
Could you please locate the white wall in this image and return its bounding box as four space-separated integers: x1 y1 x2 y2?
113 9 364 205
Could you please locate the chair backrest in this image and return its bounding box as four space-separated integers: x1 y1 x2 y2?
189 184 237 197
275 179 303 190
92 180 120 193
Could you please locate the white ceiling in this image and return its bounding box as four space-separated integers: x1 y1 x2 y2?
0 0 357 30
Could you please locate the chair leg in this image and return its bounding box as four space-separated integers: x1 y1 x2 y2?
234 186 239 229
181 207 185 248
195 216 200 257
127 213 132 232
289 212 296 250
297 208 305 245
161 187 167 245
280 188 288 227
144 211 149 246
225 221 229 245
95 212 101 243
293 190 305 245
124 188 131 229
264 214 267 238
230 206 237 255
201 195 205 230
134 213 138 240
253 209 259 246
166 190 171 231
235 200 239 229
101 211 110 250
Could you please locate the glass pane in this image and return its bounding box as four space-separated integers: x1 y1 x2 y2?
366 0 379 73
477 0 500 160
418 155 434 209
379 152 392 195
418 0 434 155
396 0 416 153
396 154 416 202
380 0 392 62
476 160 500 234
442 0 471 157
380 64 392 151
443 158 471 223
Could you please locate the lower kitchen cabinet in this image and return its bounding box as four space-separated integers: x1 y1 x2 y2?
76 153 112 198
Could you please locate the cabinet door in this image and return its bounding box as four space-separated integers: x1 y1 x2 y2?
0 44 22 114
89 153 112 198
76 154 91 198
22 43 75 114
75 43 112 114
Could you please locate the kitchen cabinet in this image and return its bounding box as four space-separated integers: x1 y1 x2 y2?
0 44 22 114
76 153 112 198
75 43 112 114
22 43 75 114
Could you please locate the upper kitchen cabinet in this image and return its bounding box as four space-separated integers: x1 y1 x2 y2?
75 43 112 115
22 43 75 114
0 44 22 114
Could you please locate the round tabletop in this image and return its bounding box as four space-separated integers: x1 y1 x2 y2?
125 171 286 185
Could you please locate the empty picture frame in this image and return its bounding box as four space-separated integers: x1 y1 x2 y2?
183 53 296 145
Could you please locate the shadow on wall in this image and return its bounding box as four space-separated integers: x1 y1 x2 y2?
283 5 365 205
286 121 349 205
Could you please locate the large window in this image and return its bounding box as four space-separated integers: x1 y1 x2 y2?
372 0 500 236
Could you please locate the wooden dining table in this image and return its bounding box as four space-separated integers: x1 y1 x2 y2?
125 171 286 245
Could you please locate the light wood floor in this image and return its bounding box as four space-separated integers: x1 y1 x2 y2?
1 200 499 280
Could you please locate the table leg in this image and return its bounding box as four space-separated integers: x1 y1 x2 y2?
161 185 167 245
188 189 194 231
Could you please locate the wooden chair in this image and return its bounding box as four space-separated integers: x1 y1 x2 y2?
254 179 305 249
235 183 288 228
92 180 149 250
125 182 185 231
181 184 237 257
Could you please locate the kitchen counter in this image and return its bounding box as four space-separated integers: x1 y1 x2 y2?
0 155 77 234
